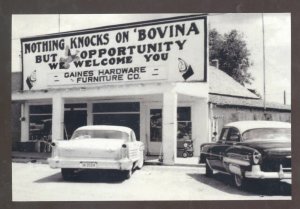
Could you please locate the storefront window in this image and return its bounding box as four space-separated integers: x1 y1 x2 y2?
150 109 162 142
29 105 52 141
65 103 87 109
93 102 139 112
177 107 192 140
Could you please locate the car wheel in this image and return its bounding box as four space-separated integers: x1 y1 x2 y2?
61 168 76 181
123 169 132 179
137 152 144 169
205 160 213 177
234 174 245 189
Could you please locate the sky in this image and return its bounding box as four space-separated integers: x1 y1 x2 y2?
209 13 291 105
11 13 291 105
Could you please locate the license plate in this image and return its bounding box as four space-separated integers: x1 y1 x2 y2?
80 162 97 168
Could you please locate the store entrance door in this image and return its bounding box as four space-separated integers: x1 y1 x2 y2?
147 108 162 155
64 104 87 140
146 106 192 156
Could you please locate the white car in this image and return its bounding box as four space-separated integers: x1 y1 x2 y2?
48 125 144 180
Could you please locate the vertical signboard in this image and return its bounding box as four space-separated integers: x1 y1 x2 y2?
21 15 207 90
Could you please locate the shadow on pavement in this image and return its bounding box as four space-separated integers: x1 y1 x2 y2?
34 172 63 183
35 170 128 184
188 173 291 197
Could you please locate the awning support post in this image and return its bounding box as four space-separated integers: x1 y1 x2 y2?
162 89 177 165
52 94 64 141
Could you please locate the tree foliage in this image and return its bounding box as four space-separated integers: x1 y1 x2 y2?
209 29 253 86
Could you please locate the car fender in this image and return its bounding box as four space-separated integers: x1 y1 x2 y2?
199 143 216 163
223 145 259 172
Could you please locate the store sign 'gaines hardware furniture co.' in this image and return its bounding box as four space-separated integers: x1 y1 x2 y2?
21 16 207 90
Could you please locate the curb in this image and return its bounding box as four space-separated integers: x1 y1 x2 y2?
12 157 48 164
144 161 204 168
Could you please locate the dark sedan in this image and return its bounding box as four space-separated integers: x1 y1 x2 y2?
199 121 291 188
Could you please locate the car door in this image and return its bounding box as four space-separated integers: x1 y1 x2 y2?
207 128 230 171
208 127 241 172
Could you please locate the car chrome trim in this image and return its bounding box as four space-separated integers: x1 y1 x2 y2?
48 157 133 170
223 157 250 166
205 158 213 170
205 159 231 175
245 165 292 179
228 164 242 176
215 169 231 175
201 151 223 158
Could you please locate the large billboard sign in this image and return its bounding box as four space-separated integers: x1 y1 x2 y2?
21 15 207 90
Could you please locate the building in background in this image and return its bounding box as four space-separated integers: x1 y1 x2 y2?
208 66 291 140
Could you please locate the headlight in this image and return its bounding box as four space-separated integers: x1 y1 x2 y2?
252 151 262 164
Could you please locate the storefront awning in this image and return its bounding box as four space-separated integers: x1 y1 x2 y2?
12 82 208 101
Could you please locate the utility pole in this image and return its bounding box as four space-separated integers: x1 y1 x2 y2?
284 90 286 105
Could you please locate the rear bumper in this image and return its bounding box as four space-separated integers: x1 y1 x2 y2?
48 157 133 170
245 165 291 179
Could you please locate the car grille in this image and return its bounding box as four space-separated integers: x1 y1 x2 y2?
261 157 291 172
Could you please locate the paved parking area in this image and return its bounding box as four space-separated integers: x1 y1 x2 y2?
12 162 291 201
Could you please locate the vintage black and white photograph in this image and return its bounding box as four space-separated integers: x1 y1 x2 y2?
11 13 291 201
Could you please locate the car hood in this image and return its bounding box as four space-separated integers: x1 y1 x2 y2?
238 139 291 157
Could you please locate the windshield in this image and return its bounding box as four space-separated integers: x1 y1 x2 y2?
71 129 129 140
242 128 291 141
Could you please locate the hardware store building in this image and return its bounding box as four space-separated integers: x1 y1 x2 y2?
11 15 291 164
12 15 210 165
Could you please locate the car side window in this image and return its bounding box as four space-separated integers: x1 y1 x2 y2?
227 128 240 142
219 128 229 142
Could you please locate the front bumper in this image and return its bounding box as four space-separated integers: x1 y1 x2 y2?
245 165 291 179
48 157 133 170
